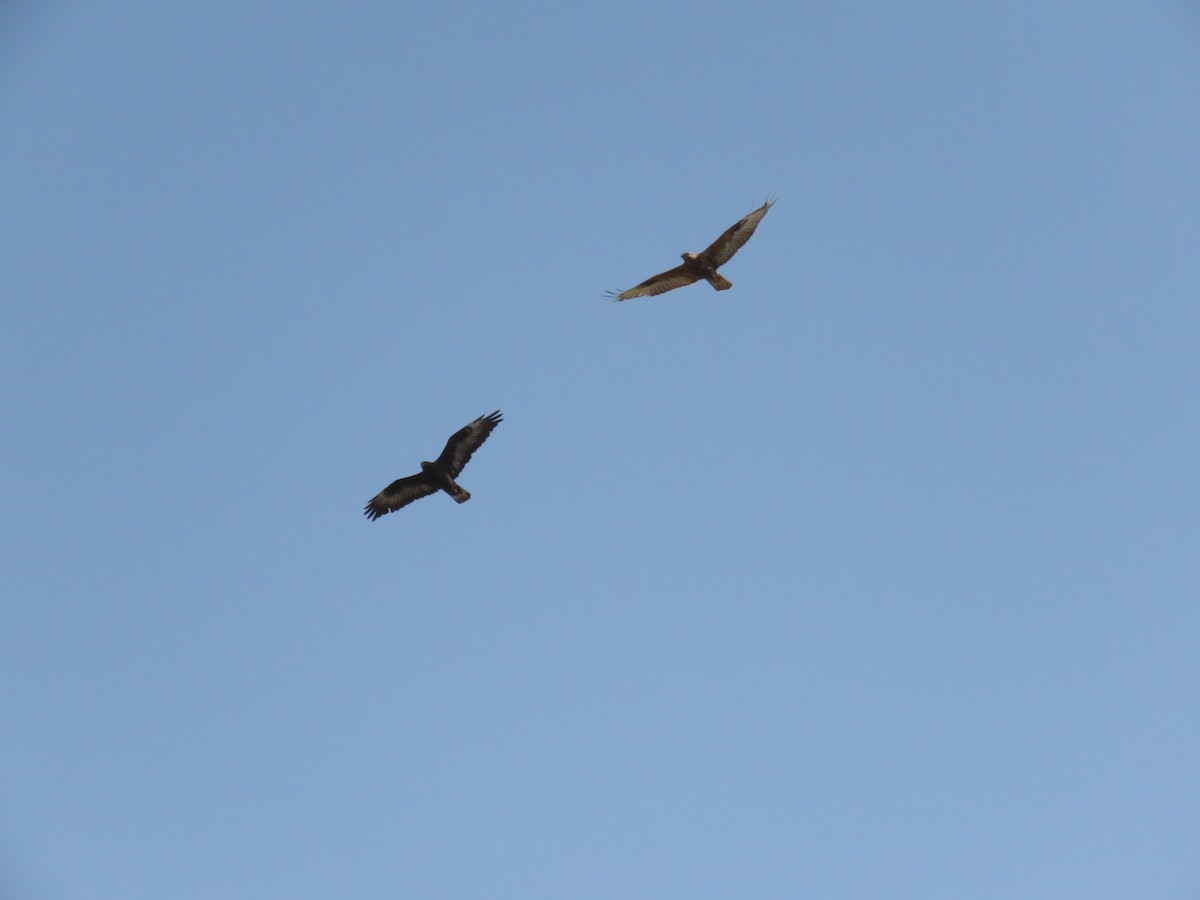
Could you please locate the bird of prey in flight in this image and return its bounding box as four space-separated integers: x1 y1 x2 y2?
364 411 503 520
608 199 774 301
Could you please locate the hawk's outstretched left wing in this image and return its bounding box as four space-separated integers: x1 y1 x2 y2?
696 199 774 270
435 410 503 478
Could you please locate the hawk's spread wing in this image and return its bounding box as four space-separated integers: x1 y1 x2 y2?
696 199 774 270
607 264 701 302
364 473 439 520
435 410 503 478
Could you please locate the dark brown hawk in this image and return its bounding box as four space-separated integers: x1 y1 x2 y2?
364 411 502 520
608 199 774 301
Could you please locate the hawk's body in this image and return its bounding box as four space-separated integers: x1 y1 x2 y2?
364 411 502 520
609 199 774 301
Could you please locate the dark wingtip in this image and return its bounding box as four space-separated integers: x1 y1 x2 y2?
605 289 628 302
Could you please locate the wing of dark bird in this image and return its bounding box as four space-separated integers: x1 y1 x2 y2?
435 410 503 478
695 199 774 269
606 264 701 301
364 473 440 520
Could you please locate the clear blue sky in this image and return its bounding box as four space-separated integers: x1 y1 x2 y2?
3 2 1199 897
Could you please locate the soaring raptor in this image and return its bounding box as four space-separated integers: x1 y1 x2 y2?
364 411 502 520
608 199 774 301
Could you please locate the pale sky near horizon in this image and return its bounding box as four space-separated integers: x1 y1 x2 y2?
3 2 1199 897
